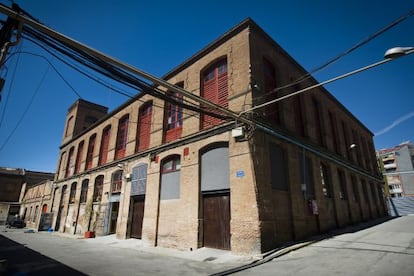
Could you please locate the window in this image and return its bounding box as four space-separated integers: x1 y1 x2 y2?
99 125 111 165
111 170 123 193
93 175 104 202
269 143 289 191
65 116 73 137
69 182 77 204
328 111 340 154
320 163 332 197
65 147 75 178
136 102 152 152
85 134 96 170
341 121 351 160
160 155 181 200
351 175 359 202
293 90 305 136
74 141 84 174
115 114 129 160
312 97 324 147
60 185 67 207
361 179 369 203
201 59 228 129
337 169 348 200
164 83 183 143
58 151 66 179
33 205 39 222
80 179 89 203
131 164 147 196
263 58 280 125
301 154 315 198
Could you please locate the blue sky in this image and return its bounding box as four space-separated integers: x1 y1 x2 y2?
0 0 413 172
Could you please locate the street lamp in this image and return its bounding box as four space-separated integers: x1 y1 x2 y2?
240 46 414 116
384 47 414 59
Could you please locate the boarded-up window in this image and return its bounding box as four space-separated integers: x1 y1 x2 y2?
269 143 289 191
131 164 147 196
136 102 152 152
160 155 180 200
99 125 111 165
201 144 229 192
201 59 228 129
115 115 129 160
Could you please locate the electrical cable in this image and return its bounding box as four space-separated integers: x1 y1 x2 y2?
253 7 414 101
0 63 50 152
0 43 21 129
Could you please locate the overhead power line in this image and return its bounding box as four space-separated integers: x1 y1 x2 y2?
255 7 414 101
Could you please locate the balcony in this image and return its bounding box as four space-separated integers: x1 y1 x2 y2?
384 163 397 170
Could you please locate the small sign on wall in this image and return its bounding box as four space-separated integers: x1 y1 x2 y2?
236 170 245 178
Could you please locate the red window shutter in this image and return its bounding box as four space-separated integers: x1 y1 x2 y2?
201 59 228 129
74 142 84 174
65 147 74 178
99 126 111 165
263 59 279 125
137 103 152 152
115 116 129 160
85 135 96 170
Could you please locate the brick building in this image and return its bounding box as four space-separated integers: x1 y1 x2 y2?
52 18 385 254
0 167 54 225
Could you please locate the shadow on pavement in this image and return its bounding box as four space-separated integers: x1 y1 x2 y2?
0 234 86 276
212 216 398 276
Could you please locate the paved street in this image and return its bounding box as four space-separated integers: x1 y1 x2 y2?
230 216 414 276
1 216 414 275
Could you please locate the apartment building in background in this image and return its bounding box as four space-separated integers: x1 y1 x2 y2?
51 18 385 254
378 141 414 197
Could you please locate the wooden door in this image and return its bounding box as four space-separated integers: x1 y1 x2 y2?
109 202 119 234
203 192 230 250
130 196 145 239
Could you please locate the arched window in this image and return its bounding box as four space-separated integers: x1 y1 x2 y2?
57 151 66 179
201 59 228 129
93 175 104 202
80 179 89 203
136 102 152 152
111 170 123 193
65 147 75 178
99 125 111 165
42 204 48 214
115 114 129 160
263 58 280 125
33 205 39 222
160 155 181 200
60 185 67 207
65 116 73 137
74 141 84 174
131 163 147 196
85 134 96 170
164 83 183 142
69 182 77 204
